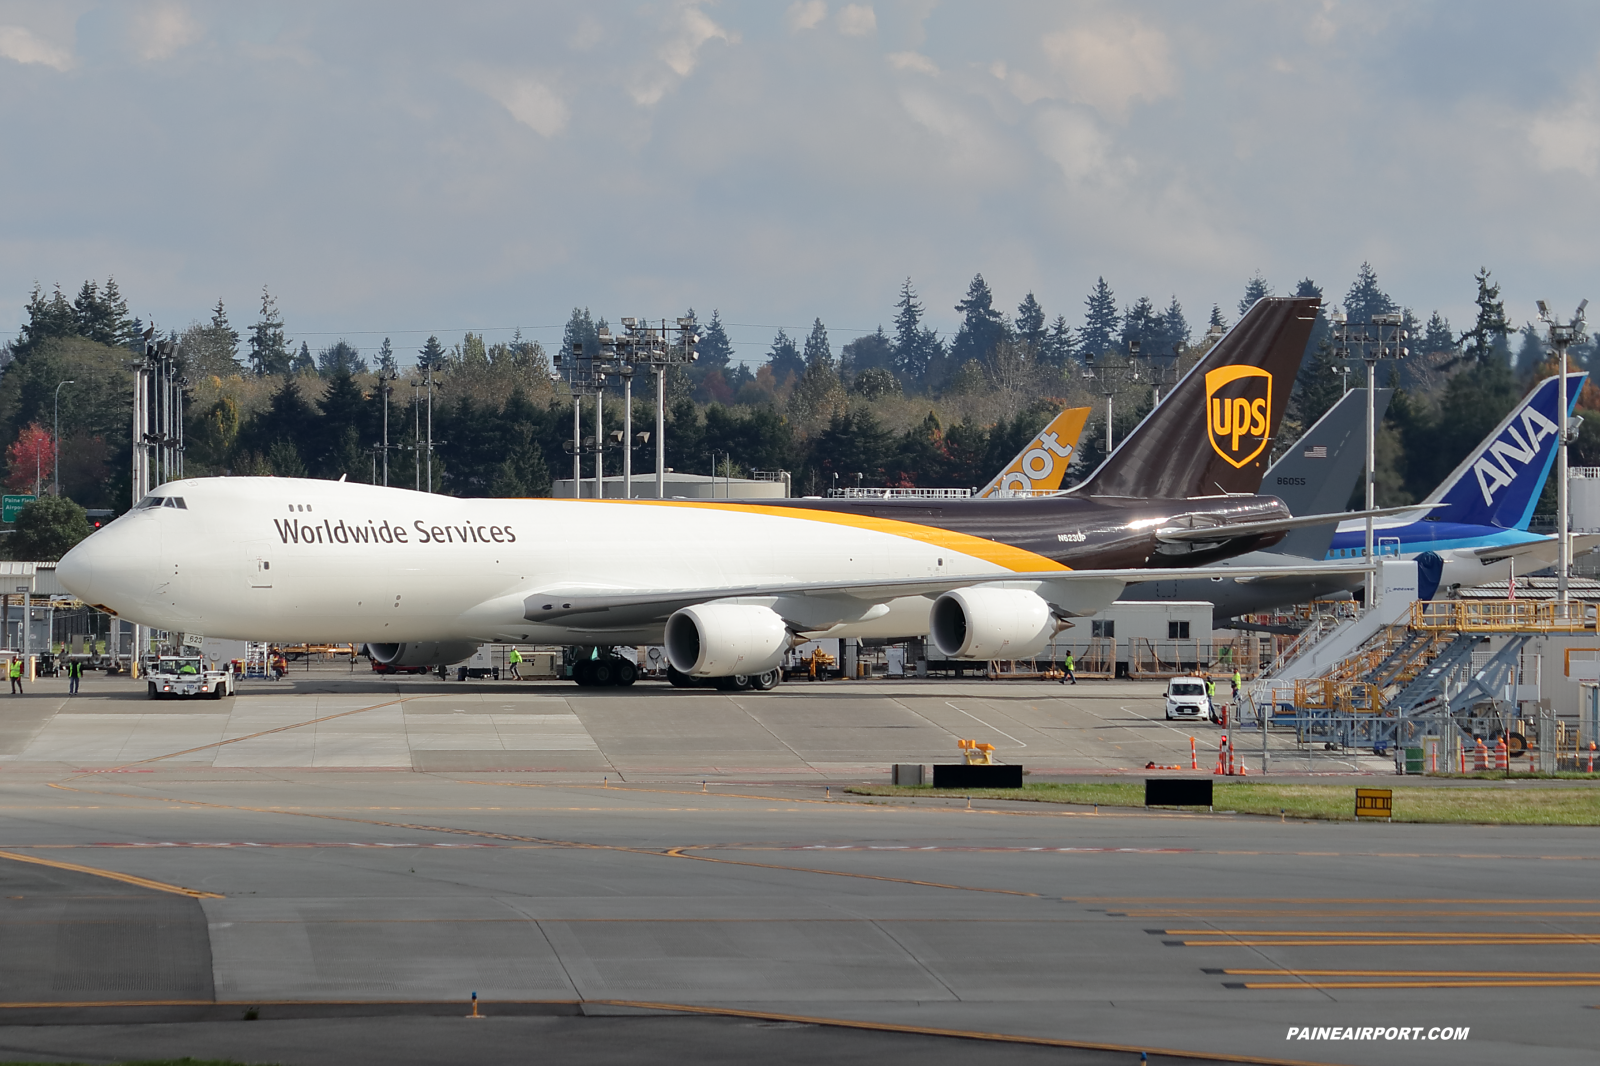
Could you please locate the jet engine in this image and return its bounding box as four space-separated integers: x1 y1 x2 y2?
665 604 790 677
365 641 482 668
929 587 1056 660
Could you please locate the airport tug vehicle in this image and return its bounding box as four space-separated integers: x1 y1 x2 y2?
146 654 233 700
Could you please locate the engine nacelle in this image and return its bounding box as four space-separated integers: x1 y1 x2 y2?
929 587 1055 660
365 641 482 667
665 604 789 677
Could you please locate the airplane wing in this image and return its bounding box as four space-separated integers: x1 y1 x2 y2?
517 562 1365 627
1155 505 1425 544
1473 533 1600 561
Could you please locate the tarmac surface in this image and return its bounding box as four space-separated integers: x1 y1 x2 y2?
0 668 1593 1066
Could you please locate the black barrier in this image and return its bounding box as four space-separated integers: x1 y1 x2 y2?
1145 778 1213 807
932 764 1023 789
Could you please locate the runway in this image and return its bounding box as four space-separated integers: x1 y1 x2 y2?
0 670 1591 1064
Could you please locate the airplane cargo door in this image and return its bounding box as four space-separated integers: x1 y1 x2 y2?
243 543 273 615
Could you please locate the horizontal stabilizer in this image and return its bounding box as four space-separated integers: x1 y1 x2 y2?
1156 504 1425 544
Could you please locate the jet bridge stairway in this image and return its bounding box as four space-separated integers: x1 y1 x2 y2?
1251 598 1592 743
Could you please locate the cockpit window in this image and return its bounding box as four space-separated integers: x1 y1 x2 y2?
135 496 186 509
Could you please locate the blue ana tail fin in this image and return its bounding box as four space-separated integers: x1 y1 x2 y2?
1423 372 1585 529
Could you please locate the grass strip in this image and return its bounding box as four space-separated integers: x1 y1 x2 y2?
844 781 1600 825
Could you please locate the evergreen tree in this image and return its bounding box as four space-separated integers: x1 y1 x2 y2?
290 341 315 374
1015 292 1046 354
802 318 833 369
248 287 291 375
240 375 318 459
317 340 367 376
1342 262 1397 324
1295 336 1349 427
840 327 894 378
72 279 133 347
1081 277 1119 358
790 322 846 431
892 278 933 382
765 329 804 384
698 310 733 368
209 300 239 358
951 274 1005 366
1120 295 1158 354
417 335 447 372
1459 267 1511 367
376 337 398 376
560 308 600 362
809 408 892 483
1208 303 1227 332
1154 295 1190 356
1420 312 1456 358
177 299 243 379
1039 315 1076 368
1238 272 1272 317
1514 323 1545 375
16 284 78 353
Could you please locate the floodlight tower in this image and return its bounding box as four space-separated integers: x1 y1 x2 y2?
1537 298 1588 605
1331 308 1407 608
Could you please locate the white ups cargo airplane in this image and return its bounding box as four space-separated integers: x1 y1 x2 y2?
60 298 1377 690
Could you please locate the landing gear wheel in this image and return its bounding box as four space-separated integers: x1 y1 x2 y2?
573 660 594 686
716 674 754 691
752 669 780 691
590 659 616 686
667 665 696 688
615 659 637 687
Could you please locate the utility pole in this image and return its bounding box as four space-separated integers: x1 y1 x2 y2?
1538 299 1588 605
1331 309 1407 610
53 380 73 495
425 360 434 493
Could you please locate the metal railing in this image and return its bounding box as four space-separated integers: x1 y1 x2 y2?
1410 599 1596 633
825 487 973 499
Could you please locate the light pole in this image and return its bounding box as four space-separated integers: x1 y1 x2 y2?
53 380 73 495
1331 309 1408 609
1537 299 1588 606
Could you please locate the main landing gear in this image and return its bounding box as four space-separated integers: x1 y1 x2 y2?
571 655 638 687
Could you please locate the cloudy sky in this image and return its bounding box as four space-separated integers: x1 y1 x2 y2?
2 1 1598 364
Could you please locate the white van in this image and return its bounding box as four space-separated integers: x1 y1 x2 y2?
1165 677 1211 721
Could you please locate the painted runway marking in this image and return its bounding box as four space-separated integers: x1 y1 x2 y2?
942 701 1027 747
0 847 222 899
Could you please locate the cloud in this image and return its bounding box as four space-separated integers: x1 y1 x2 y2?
485 76 570 137
887 51 937 75
129 2 203 62
1032 106 1120 183
1529 88 1600 178
1040 16 1176 120
837 4 876 37
0 25 72 71
633 4 735 105
567 15 604 51
787 1 827 32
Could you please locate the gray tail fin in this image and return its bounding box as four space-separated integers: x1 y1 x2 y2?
1267 388 1390 558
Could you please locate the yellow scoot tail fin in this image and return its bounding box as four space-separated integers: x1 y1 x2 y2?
975 406 1091 498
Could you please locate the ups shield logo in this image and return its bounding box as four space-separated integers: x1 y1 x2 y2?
1205 365 1272 468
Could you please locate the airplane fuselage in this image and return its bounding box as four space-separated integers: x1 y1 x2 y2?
60 477 1291 646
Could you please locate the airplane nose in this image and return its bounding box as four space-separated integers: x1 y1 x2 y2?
57 517 161 611
56 540 95 601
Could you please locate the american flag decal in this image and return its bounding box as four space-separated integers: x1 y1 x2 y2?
1304 445 1327 458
